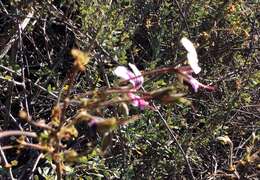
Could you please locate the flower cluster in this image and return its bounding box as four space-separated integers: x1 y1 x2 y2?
179 37 215 92
114 63 149 109
113 37 215 109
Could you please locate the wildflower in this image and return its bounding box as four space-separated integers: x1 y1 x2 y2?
187 75 215 92
127 93 149 110
178 66 214 92
114 63 143 89
179 37 214 92
181 37 201 74
114 63 149 109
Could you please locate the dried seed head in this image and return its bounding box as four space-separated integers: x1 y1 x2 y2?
19 110 28 121
71 49 90 71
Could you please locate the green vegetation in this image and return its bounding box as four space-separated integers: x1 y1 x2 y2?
0 0 259 179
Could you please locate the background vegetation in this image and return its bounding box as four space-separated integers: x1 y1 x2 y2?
0 0 259 179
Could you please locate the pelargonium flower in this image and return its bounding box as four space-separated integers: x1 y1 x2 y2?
114 63 149 109
187 75 215 92
178 66 215 92
181 37 201 74
127 93 149 110
179 37 215 92
113 63 143 90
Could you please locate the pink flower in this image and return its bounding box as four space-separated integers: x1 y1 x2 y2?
114 63 149 109
127 93 149 110
113 63 144 90
178 66 215 92
187 75 215 92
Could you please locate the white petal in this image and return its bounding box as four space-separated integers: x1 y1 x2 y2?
128 63 144 88
181 37 201 74
181 37 197 55
128 63 142 76
187 53 201 74
113 66 134 81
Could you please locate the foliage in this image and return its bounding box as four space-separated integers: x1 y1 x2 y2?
0 0 259 179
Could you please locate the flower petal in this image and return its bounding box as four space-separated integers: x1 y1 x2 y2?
114 64 144 89
188 76 200 92
128 63 144 89
113 66 133 80
186 75 215 92
187 53 201 74
128 93 149 109
88 118 98 127
113 66 136 86
129 63 142 76
181 37 197 55
181 37 201 74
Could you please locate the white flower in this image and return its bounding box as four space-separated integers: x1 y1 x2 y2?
181 37 201 74
113 63 143 89
114 63 150 109
177 66 215 92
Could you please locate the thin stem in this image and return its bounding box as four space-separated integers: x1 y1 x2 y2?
27 120 55 131
29 153 44 179
153 104 195 180
71 94 152 109
229 141 234 169
140 84 195 179
0 130 37 139
55 161 62 180
0 9 34 59
19 142 53 152
0 0 8 14
172 0 191 36
0 65 58 98
0 145 15 180
74 88 147 98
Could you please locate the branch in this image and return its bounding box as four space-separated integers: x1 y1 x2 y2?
0 145 15 180
0 130 37 139
153 104 195 180
0 9 34 59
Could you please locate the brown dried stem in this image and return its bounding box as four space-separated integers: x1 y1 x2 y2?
0 130 37 139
